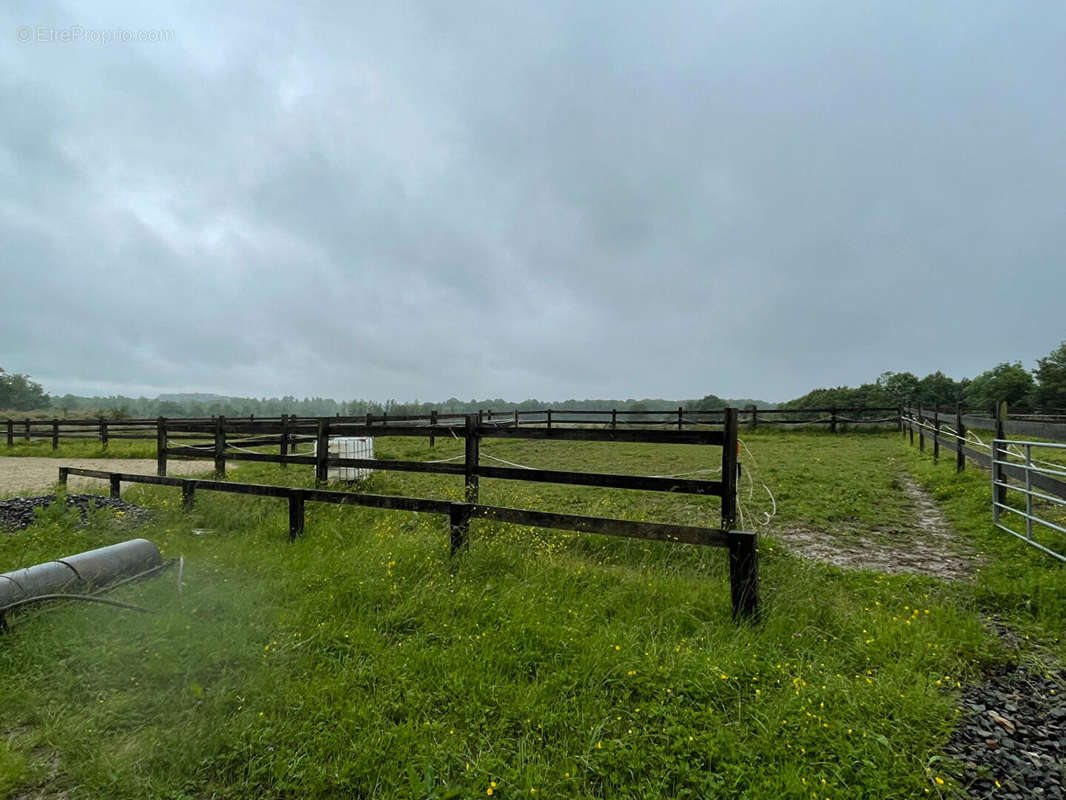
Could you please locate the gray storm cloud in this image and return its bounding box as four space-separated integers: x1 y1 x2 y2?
1 0 1063 402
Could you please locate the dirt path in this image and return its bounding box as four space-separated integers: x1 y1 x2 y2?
773 473 978 580
0 457 223 496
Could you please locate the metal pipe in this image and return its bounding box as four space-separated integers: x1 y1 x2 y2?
0 539 163 608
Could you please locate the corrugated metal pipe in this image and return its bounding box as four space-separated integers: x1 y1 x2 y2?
0 538 163 615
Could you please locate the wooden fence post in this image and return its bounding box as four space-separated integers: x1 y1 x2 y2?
280 414 289 466
100 419 108 448
721 408 738 530
24 418 30 442
908 406 914 445
898 405 903 434
918 405 925 452
109 475 121 499
214 416 226 478
749 404 758 430
933 413 940 463
611 409 617 430
157 417 167 477
728 531 759 621
58 467 68 488
955 403 965 473
315 419 330 486
429 409 437 447
546 409 552 431
449 503 471 554
830 407 838 434
288 492 305 541
464 414 479 504
6 419 13 447
182 481 196 511
51 419 59 450
678 406 684 431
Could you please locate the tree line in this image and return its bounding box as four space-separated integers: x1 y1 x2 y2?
3 340 1065 417
781 341 1066 413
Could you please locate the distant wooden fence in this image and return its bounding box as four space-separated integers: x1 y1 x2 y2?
58 409 760 620
5 405 903 451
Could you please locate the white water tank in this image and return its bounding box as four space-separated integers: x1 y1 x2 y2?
313 436 374 481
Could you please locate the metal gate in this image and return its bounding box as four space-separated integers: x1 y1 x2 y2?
991 438 1066 562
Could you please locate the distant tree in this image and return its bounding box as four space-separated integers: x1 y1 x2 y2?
0 368 50 410
1032 341 1066 411
689 394 727 412
875 371 921 406
964 362 1034 411
917 371 964 408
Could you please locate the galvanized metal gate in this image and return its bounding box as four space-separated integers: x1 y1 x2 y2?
991 438 1066 562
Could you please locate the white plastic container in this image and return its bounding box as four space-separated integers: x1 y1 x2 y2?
313 436 374 481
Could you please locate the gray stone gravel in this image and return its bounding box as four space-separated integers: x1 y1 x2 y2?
0 494 150 531
946 663 1066 799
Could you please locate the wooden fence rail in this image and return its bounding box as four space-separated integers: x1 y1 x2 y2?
57 465 760 621
901 405 1066 502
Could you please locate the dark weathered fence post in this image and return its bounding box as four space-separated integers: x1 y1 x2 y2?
546 409 552 431
611 409 617 430
933 411 940 463
429 409 437 447
908 406 914 445
513 409 519 428
898 405 903 434
830 407 838 434
280 414 291 466
721 408 739 530
728 531 759 621
918 405 925 452
464 414 479 503
157 417 167 476
182 480 196 511
109 475 121 499
51 419 59 450
99 419 108 448
993 402 1007 508
24 418 30 442
288 491 305 541
6 419 13 447
58 467 69 488
749 404 758 430
449 502 471 554
214 416 226 478
955 403 965 473
678 406 684 430
315 419 330 486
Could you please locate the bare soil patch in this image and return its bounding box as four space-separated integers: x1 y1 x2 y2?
773 473 978 580
0 458 223 497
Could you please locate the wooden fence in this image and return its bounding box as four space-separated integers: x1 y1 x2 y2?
901 405 1066 502
57 408 760 620
5 406 903 451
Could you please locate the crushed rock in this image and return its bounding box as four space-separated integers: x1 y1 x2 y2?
0 494 150 531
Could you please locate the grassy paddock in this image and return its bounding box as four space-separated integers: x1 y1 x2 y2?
0 431 1061 798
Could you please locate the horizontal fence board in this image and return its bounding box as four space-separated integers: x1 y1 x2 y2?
477 427 725 445
469 504 731 547
1001 419 1066 443
476 465 723 495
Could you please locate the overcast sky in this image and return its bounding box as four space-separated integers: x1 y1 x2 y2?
2 1 1063 403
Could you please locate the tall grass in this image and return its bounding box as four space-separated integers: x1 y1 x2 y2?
0 431 1058 798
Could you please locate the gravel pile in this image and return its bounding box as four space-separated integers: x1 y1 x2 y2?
0 494 150 531
946 663 1066 798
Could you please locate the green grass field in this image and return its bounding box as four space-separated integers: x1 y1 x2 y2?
0 430 1063 798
